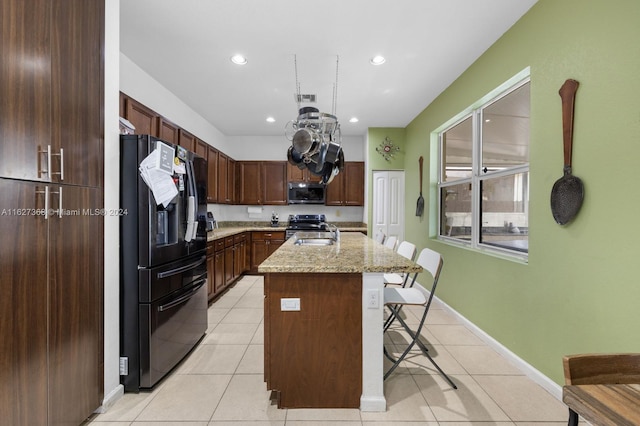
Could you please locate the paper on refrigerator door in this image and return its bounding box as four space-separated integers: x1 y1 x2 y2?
139 147 178 207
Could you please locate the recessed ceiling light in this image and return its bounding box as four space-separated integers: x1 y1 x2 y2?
370 55 386 66
230 54 247 65
266 116 276 123
349 117 359 123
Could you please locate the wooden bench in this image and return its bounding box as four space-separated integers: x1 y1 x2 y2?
562 353 640 425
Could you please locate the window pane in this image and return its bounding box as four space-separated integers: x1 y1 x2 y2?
442 116 472 182
480 172 529 253
482 82 529 171
440 182 472 241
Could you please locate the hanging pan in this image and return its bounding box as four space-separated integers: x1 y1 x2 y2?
550 79 584 225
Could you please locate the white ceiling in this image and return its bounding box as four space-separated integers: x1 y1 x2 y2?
120 0 538 137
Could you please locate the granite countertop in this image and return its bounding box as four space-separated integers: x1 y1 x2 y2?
258 232 423 274
207 226 286 241
206 222 367 242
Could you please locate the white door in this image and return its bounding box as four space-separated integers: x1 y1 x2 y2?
372 171 405 243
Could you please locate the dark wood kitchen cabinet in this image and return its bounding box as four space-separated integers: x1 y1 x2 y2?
124 97 158 138
238 161 287 205
218 152 236 204
1 0 104 188
0 179 103 425
178 129 197 152
207 146 219 202
287 162 322 183
262 162 288 205
233 232 248 277
214 239 225 295
158 117 179 144
325 162 365 206
207 237 228 301
250 231 285 273
224 236 235 285
228 158 237 204
0 0 105 424
238 161 262 204
206 242 215 300
195 138 209 160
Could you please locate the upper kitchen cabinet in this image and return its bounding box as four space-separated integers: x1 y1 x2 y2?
228 158 237 204
195 138 208 159
325 162 365 206
238 161 262 204
287 162 321 183
218 152 236 204
123 96 158 138
207 146 218 203
262 161 288 205
158 117 179 145
0 0 104 187
238 161 287 205
178 129 196 152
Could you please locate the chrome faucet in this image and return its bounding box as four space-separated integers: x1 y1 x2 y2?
322 222 340 242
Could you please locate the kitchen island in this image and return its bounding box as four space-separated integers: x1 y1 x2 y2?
258 232 422 411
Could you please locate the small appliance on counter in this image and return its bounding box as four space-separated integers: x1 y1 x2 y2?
270 211 280 227
206 212 217 231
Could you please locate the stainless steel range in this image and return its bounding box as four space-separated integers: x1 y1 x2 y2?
285 214 327 239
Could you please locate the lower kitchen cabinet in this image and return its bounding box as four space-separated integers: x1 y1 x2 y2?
207 232 249 301
233 232 248 278
250 231 285 273
214 244 225 295
206 238 226 300
0 179 103 425
206 243 215 300
224 236 235 286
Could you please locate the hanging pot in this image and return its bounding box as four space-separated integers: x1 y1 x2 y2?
324 141 341 165
287 146 306 170
292 128 318 155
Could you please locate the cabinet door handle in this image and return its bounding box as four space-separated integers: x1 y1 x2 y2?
51 148 64 181
49 186 63 218
37 146 64 181
36 186 50 219
38 145 51 179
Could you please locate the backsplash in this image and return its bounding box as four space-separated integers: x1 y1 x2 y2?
207 204 365 224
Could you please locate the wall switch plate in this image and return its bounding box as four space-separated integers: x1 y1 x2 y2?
280 298 301 311
367 289 379 309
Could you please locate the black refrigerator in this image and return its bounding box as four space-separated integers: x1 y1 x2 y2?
120 134 208 392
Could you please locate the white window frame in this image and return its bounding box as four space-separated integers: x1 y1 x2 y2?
436 69 530 262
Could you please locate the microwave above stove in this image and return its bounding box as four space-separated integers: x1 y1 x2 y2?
287 182 325 204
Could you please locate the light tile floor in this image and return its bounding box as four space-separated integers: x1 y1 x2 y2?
88 275 569 425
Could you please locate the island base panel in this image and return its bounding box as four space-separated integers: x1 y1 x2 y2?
264 273 362 408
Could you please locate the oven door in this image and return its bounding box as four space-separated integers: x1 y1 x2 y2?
138 256 208 389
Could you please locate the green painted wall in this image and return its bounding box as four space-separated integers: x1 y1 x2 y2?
371 0 640 385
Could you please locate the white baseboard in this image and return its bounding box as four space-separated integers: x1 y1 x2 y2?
95 384 124 414
432 293 563 401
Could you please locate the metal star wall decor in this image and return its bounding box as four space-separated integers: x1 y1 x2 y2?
376 137 400 161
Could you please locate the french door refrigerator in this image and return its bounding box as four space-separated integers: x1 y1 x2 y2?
120 134 208 392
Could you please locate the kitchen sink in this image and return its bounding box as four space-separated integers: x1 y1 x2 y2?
292 231 336 246
294 238 335 246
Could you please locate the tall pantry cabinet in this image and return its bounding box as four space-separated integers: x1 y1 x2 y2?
0 0 105 425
